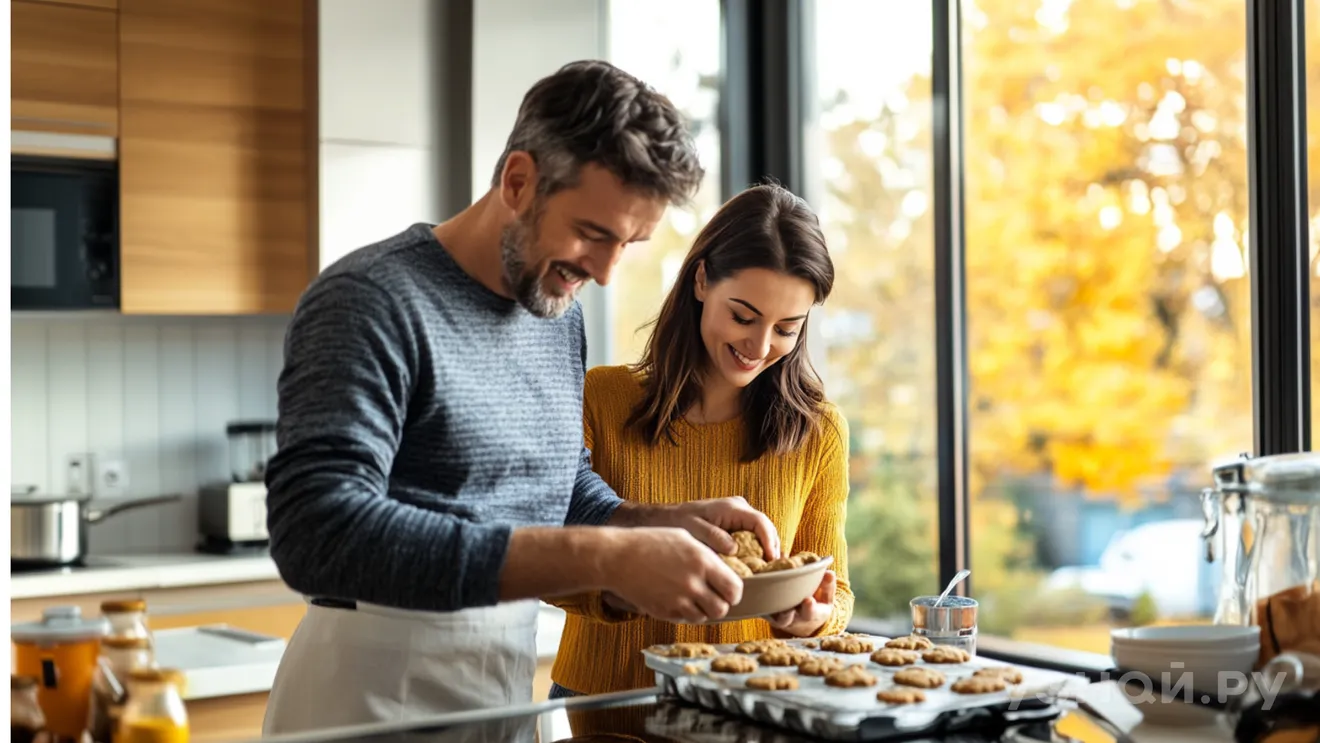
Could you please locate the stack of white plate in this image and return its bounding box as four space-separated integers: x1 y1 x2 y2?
1109 624 1261 725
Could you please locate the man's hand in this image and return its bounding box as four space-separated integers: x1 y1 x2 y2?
766 570 836 636
630 497 780 560
599 527 745 624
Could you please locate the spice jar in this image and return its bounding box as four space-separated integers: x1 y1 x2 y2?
11 675 47 743
117 667 188 743
100 599 152 648
11 606 110 740
88 636 154 743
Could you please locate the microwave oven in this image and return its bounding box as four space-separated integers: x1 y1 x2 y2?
11 156 120 310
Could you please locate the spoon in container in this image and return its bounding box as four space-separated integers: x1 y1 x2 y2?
934 569 971 608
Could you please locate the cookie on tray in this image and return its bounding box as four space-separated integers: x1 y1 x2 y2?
953 675 1008 694
746 674 799 691
877 687 927 705
802 640 819 649
870 648 919 667
759 647 812 667
797 656 845 677
974 666 1024 684
734 639 786 654
922 646 970 664
884 635 933 651
710 654 758 674
820 635 875 654
825 665 878 688
650 642 718 658
893 667 947 689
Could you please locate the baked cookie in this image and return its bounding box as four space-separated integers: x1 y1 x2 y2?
877 688 927 704
870 649 919 667
759 647 812 667
742 556 768 573
734 639 786 654
893 667 947 689
721 554 754 578
974 666 1024 684
802 640 819 649
746 674 799 691
952 675 1007 694
651 643 718 658
922 646 971 664
758 556 804 573
796 551 822 564
711 654 758 674
731 531 764 560
820 635 875 654
682 663 702 675
797 657 845 677
825 665 878 688
884 635 933 651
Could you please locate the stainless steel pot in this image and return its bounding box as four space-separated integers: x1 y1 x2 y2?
11 486 182 568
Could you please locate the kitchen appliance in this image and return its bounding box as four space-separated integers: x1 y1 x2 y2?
10 487 182 570
1201 452 1320 665
11 155 119 311
197 421 274 554
11 606 110 740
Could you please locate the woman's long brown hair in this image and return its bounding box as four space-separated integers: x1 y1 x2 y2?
626 183 836 461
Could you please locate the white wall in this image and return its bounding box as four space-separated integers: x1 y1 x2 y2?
11 315 288 554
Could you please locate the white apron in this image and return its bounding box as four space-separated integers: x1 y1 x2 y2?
261 598 541 737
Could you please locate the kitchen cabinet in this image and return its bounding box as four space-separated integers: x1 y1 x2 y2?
118 0 316 314
11 0 119 137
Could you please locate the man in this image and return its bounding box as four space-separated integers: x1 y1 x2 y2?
261 60 781 734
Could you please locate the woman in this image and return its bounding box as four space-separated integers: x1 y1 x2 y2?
548 183 852 697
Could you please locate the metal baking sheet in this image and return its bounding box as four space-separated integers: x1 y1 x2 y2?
642 635 1086 741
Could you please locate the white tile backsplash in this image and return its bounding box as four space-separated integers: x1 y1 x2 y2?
10 314 289 555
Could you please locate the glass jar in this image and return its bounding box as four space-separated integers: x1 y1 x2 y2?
11 675 47 743
88 636 154 743
117 668 188 743
100 599 152 648
1201 452 1320 667
11 605 110 741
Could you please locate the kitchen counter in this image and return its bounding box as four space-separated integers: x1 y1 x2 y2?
10 551 283 599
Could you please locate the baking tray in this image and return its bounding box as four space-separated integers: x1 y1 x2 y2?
642 635 1086 741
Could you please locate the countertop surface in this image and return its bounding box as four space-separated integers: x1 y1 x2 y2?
9 551 284 599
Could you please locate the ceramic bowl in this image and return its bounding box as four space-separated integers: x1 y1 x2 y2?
1110 624 1260 648
700 556 833 624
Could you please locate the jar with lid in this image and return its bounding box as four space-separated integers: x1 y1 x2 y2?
100 599 152 648
11 605 110 741
12 675 47 743
88 636 154 743
1201 452 1320 667
117 668 188 743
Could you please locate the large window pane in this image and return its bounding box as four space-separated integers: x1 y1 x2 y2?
804 1 940 624
964 0 1251 652
604 1 722 365
1306 1 1320 441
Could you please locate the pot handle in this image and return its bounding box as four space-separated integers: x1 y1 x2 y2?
11 485 38 497
85 494 182 524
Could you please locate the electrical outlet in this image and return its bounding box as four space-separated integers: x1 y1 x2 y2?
97 459 129 498
67 454 92 496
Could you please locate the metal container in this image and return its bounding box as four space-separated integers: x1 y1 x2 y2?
911 595 979 656
11 488 181 568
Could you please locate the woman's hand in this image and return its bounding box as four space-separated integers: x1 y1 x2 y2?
765 570 836 636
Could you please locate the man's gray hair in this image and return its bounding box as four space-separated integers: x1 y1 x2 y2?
491 60 705 205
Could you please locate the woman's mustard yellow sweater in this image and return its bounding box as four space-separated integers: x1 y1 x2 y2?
549 364 853 694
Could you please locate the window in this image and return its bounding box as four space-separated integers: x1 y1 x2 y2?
803 0 941 624
1307 0 1320 440
603 0 723 366
962 0 1250 652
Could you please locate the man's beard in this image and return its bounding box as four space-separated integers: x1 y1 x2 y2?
499 202 577 319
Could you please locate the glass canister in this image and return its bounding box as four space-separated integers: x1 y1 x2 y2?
1201 452 1320 667
101 598 153 648
11 606 110 740
910 595 979 656
88 636 154 743
117 667 189 743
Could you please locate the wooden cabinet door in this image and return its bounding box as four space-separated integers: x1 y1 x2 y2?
11 1 119 136
119 0 315 315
